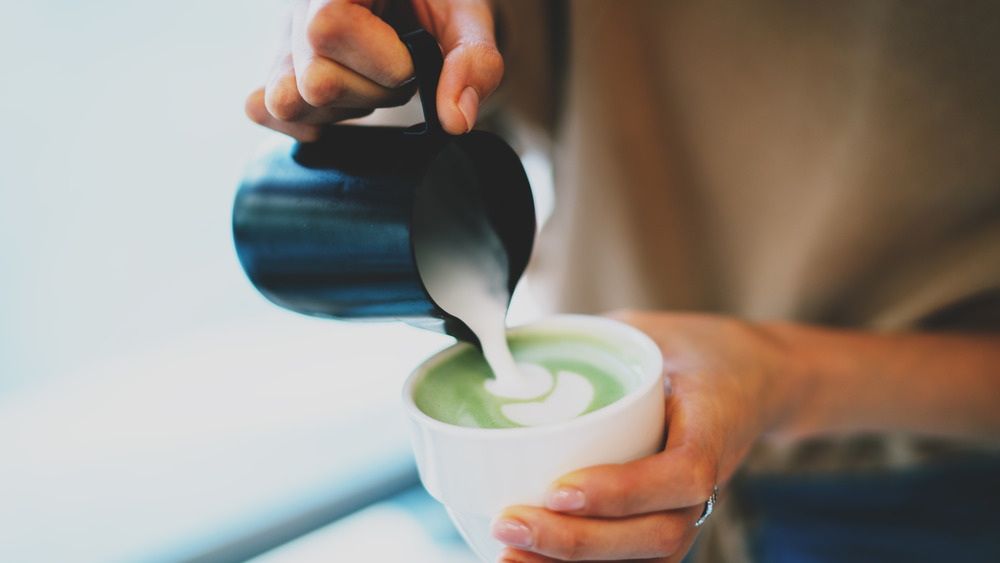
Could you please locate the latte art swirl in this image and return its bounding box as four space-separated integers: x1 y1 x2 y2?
413 334 636 429
499 369 595 427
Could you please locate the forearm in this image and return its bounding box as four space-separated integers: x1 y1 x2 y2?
765 322 1000 441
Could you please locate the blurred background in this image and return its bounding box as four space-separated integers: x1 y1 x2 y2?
0 1 551 561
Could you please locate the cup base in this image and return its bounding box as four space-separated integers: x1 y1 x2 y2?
445 506 503 562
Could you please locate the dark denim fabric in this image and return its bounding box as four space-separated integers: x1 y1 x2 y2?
743 455 1000 563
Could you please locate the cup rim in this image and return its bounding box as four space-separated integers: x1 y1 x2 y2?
401 314 664 437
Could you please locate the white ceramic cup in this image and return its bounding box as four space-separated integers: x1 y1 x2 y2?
401 314 666 561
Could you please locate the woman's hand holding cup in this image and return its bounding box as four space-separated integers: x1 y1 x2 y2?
492 311 803 563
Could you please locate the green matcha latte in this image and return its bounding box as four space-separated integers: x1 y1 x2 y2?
413 332 640 429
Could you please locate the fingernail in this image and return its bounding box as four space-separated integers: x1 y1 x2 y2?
490 517 532 548
457 86 478 133
545 486 585 511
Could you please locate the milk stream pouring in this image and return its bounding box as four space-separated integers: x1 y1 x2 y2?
411 153 553 400
232 29 536 349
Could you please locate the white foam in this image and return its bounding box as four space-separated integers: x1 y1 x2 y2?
501 370 594 427
483 362 552 399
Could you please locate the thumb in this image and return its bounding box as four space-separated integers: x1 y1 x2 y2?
430 3 503 134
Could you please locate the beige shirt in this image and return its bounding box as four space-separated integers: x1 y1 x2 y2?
496 1 1000 560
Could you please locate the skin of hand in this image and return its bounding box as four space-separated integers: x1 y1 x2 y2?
245 0 502 141
490 310 1000 562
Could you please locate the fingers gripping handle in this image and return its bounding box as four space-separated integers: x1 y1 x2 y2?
401 29 445 135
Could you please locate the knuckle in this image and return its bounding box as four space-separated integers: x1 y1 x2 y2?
651 520 685 556
265 77 306 121
617 487 647 517
575 465 642 517
466 41 504 90
245 90 269 125
608 466 646 516
591 472 629 516
474 41 504 72
546 526 586 561
688 458 718 503
298 64 343 107
305 8 346 54
385 65 414 89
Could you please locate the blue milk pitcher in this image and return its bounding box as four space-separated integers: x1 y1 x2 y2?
232 29 536 344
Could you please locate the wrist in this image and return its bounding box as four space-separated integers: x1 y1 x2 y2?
756 320 831 441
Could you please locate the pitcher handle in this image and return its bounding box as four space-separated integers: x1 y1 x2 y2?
401 29 445 136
